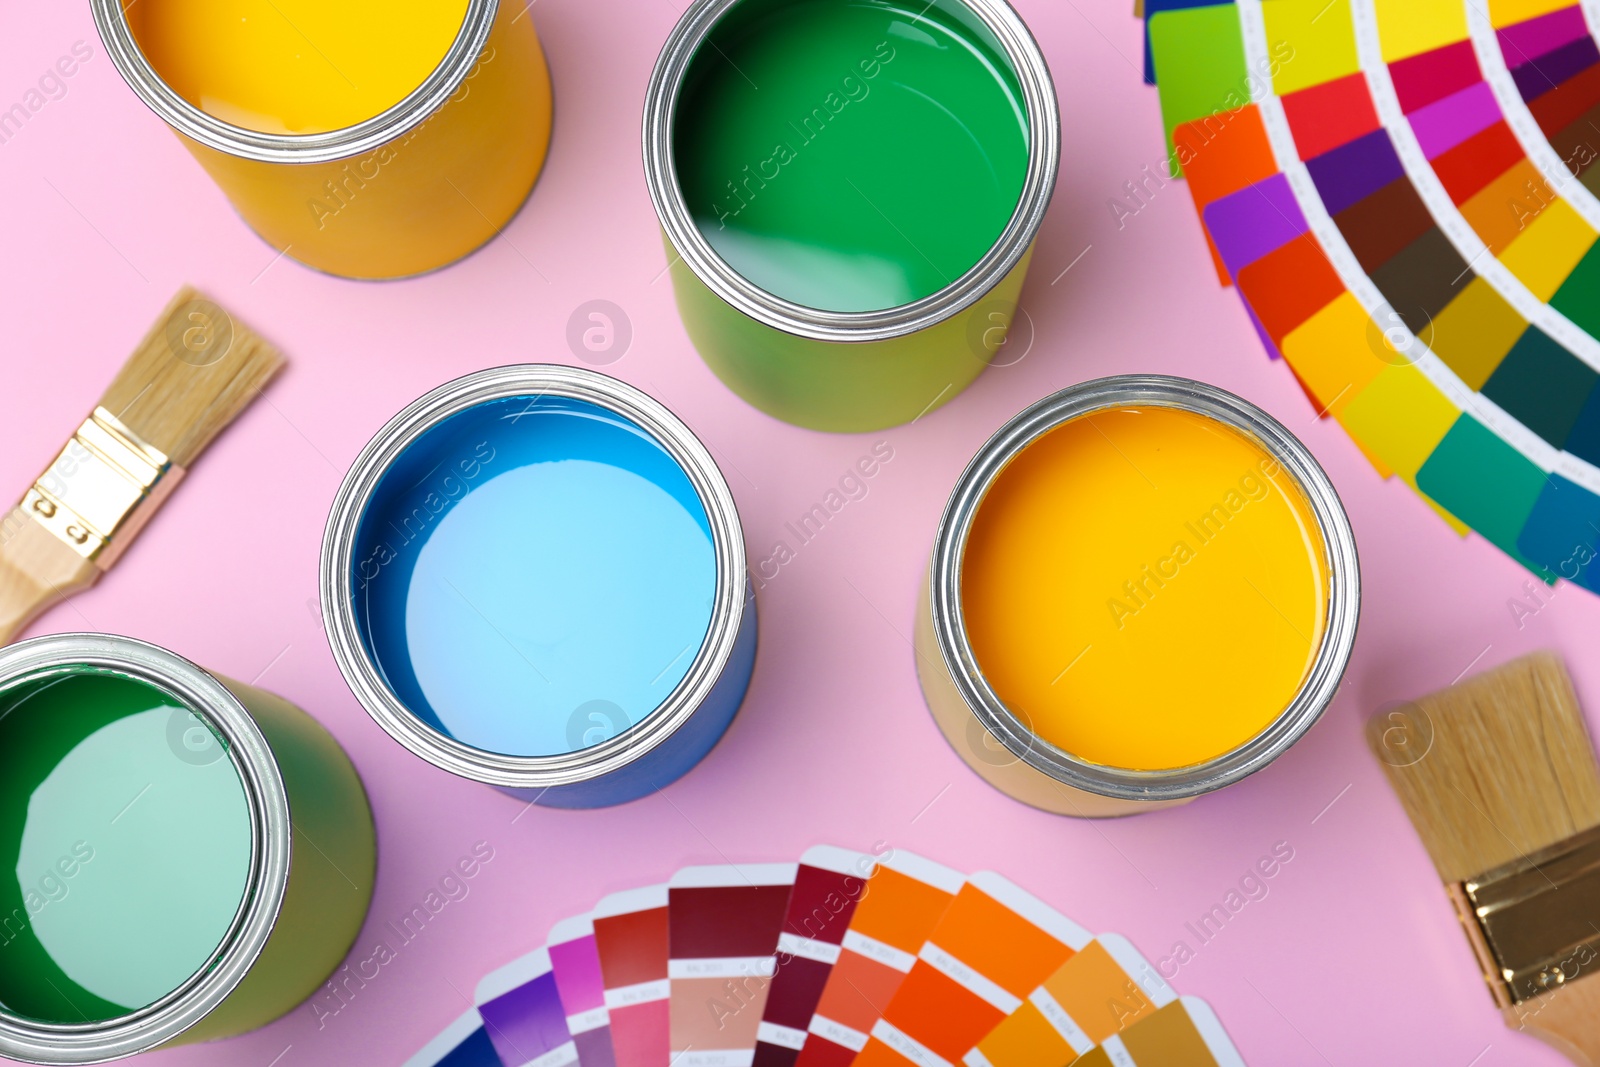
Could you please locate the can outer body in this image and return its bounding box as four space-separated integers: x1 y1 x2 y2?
668 239 1032 433
174 678 376 1046
180 7 550 279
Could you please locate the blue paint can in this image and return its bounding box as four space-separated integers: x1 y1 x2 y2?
321 366 756 808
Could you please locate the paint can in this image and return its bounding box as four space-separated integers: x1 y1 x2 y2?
917 376 1360 816
642 0 1059 432
321 365 757 808
91 0 552 280
0 633 375 1064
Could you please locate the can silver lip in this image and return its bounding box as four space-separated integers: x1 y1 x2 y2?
320 364 750 790
89 0 499 165
0 634 286 1065
642 0 1060 344
929 375 1362 803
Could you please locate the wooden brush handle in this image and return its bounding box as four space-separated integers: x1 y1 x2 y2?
1509 976 1600 1065
0 507 99 644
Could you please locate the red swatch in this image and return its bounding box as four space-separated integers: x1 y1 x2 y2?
1530 63 1600 136
1432 121 1524 203
1281 73 1382 160
1391 40 1482 113
1235 234 1344 347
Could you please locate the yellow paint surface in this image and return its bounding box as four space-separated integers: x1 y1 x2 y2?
1372 0 1468 63
1261 0 1359 96
961 407 1330 771
130 0 470 133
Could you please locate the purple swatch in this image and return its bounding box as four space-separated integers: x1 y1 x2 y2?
550 917 617 1067
1498 5 1590 67
1202 173 1309 280
1511 36 1600 101
477 949 578 1067
1306 128 1406 216
1410 81 1503 158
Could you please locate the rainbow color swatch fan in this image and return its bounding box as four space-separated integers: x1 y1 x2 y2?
401 846 1247 1066
1145 0 1600 591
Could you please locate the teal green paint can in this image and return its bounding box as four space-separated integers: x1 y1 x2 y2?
0 634 375 1064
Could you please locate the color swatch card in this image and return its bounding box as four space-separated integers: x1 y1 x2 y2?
753 846 877 1066
594 885 670 1067
966 935 1175 1067
668 864 797 1066
795 851 965 1067
854 872 1091 1067
476 946 578 1067
406 1008 501 1067
1142 0 1600 594
1073 997 1244 1067
549 914 617 1067
403 850 1248 1065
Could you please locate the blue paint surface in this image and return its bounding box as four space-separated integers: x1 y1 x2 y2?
352 396 718 758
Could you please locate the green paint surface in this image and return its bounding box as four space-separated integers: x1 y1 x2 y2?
0 670 252 1024
673 0 1029 313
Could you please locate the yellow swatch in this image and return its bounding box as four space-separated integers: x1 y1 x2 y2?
961 407 1329 771
1489 0 1579 29
1500 200 1597 301
1371 0 1468 62
129 0 470 134
1427 278 1528 390
1336 361 1461 480
1261 0 1359 96
1280 292 1389 416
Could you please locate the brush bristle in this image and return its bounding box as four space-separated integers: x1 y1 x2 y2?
97 286 285 468
1367 652 1600 883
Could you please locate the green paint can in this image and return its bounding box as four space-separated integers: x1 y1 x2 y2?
0 634 375 1064
644 0 1059 432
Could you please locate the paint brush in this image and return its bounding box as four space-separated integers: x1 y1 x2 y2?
1367 652 1600 1065
0 287 283 643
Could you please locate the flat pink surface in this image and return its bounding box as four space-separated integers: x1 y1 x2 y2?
0 2 1588 1065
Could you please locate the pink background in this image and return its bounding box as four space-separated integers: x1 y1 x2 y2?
0 0 1589 1063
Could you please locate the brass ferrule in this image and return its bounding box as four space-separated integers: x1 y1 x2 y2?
1451 823 1600 1008
21 407 184 568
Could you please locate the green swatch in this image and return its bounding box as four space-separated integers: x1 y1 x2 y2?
0 670 252 1023
1551 237 1600 341
1149 5 1249 170
1417 415 1554 578
673 0 1029 313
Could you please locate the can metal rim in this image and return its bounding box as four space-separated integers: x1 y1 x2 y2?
89 0 501 165
929 375 1362 803
0 633 288 1065
641 0 1061 344
320 364 750 790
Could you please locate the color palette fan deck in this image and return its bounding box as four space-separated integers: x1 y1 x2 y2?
1144 0 1600 593
403 847 1247 1066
